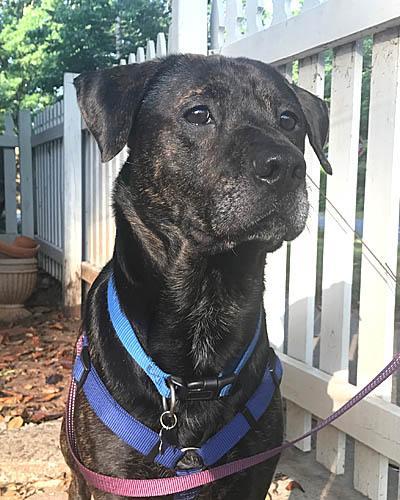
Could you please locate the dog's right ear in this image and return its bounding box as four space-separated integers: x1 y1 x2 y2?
74 61 160 162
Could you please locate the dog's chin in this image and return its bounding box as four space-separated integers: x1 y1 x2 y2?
195 214 306 255
240 213 307 251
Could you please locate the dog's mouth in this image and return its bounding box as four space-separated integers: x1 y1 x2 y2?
188 188 309 253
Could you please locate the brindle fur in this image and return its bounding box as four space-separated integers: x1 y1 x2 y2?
60 54 330 500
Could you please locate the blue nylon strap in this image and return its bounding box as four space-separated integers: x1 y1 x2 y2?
73 345 282 470
73 355 184 469
198 356 282 466
107 277 172 399
107 275 263 400
219 313 263 397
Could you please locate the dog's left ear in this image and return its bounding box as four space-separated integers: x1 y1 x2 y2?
291 85 332 175
74 61 160 162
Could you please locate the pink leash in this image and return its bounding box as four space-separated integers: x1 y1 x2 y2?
66 341 400 497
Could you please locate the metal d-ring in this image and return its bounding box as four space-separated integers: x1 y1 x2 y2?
160 410 178 430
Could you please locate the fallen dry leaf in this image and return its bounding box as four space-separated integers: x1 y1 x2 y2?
286 480 305 493
51 322 64 331
37 392 60 402
7 415 24 429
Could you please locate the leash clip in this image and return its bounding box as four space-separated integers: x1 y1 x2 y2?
159 381 178 454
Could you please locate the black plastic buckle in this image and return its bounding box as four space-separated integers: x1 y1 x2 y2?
76 346 91 389
169 374 237 401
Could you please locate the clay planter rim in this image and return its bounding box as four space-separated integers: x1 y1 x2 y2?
0 238 39 258
14 236 38 249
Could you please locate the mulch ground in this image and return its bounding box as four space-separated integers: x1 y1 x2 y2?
0 309 79 431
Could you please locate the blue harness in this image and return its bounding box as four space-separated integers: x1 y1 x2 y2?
73 276 282 498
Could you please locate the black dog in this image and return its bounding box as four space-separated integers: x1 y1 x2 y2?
61 54 330 500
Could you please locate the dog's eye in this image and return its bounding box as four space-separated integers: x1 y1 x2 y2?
279 111 298 131
184 105 212 125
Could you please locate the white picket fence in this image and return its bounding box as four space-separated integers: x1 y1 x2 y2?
3 0 399 497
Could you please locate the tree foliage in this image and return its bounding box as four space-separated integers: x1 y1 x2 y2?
0 0 169 116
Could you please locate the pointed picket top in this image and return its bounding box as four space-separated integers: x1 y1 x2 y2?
146 40 156 60
302 0 322 11
136 47 145 63
156 33 167 57
210 0 225 51
226 0 244 44
246 0 266 35
128 53 136 64
119 58 127 65
4 114 16 136
271 0 291 25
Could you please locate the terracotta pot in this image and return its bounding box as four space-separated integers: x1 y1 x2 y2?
0 257 38 305
0 236 39 259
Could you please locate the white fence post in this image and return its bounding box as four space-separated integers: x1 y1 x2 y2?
316 41 363 475
169 0 208 54
18 110 34 237
63 73 82 312
286 54 325 451
210 0 225 51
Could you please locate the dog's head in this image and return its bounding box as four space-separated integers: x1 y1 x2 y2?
75 54 330 256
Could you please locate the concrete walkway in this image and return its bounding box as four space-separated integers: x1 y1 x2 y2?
0 419 375 499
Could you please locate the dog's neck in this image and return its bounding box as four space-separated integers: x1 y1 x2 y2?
111 209 269 380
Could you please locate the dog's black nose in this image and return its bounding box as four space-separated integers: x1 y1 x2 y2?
253 152 306 191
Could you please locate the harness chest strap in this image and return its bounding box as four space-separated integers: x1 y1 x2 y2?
72 335 283 470
66 350 400 497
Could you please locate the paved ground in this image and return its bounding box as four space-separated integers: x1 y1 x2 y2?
0 418 377 499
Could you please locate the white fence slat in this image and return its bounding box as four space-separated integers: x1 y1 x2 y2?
354 27 400 500
398 474 400 500
128 53 136 64
246 0 265 36
100 160 107 265
156 33 167 57
63 73 82 309
286 54 325 451
264 245 287 351
83 132 89 262
136 47 145 63
210 0 225 51
271 0 291 26
146 40 156 60
119 58 127 65
169 0 208 54
225 0 244 44
4 147 17 235
316 41 363 475
44 138 49 242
